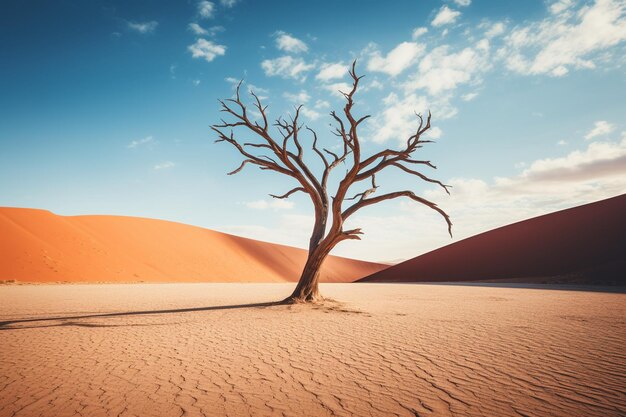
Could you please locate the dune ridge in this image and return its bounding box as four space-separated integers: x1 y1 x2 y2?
360 194 626 284
0 207 386 283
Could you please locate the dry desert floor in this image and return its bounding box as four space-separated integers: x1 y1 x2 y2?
0 283 625 417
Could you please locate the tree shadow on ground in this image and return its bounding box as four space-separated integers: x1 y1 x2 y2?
0 301 281 331
0 298 363 331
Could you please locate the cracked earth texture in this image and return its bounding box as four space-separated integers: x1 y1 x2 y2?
0 283 624 416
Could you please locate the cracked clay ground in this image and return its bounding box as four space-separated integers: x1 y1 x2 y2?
0 283 624 417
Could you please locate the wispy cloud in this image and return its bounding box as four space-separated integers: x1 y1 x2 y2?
283 90 310 103
188 39 226 62
550 0 575 15
461 92 478 101
261 56 314 81
301 107 322 120
198 1 215 19
367 42 424 76
188 23 224 36
501 0 626 77
188 23 208 35
404 40 491 96
274 31 308 53
127 136 154 149
412 27 428 40
370 93 429 143
585 120 615 140
154 161 175 170
320 81 353 97
485 22 505 38
220 0 238 7
316 62 348 81
432 6 461 27
127 21 158 34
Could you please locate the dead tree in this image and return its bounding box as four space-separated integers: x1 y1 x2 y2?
212 61 451 303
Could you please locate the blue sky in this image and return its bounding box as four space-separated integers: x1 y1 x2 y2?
1 0 625 262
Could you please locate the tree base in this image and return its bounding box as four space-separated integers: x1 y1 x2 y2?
280 293 324 304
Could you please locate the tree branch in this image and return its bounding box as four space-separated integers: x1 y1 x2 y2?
270 187 306 199
342 190 452 237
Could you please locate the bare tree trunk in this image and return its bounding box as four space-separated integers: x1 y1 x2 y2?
285 244 331 303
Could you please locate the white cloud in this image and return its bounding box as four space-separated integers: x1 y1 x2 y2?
220 0 238 7
193 79 201 86
550 0 575 14
585 120 615 139
485 22 506 38
188 23 208 35
314 99 330 109
366 79 384 90
188 39 226 62
432 6 461 27
370 93 429 143
198 1 215 18
247 84 269 99
425 126 443 139
208 25 225 35
500 135 626 184
552 65 569 76
316 62 348 81
154 161 175 170
453 0 472 6
283 90 310 103
461 92 478 101
127 21 158 34
404 41 491 96
321 81 353 97
301 107 322 120
261 56 314 81
367 42 425 76
245 199 294 210
502 0 626 77
557 139 567 145
127 136 154 148
412 27 428 39
274 31 308 53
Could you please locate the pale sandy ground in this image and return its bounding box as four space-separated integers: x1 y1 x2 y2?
0 284 624 417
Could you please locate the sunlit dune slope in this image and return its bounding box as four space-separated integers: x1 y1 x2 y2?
0 208 386 283
360 194 626 284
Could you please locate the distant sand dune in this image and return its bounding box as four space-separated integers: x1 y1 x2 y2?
0 208 386 283
360 194 626 284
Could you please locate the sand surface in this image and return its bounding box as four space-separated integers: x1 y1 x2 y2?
0 208 385 283
1 283 624 417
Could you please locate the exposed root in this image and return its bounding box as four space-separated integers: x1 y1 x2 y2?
280 294 327 305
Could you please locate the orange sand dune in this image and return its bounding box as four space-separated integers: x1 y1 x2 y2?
0 207 386 283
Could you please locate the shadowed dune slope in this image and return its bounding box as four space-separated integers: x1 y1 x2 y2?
0 208 386 283
360 194 626 284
